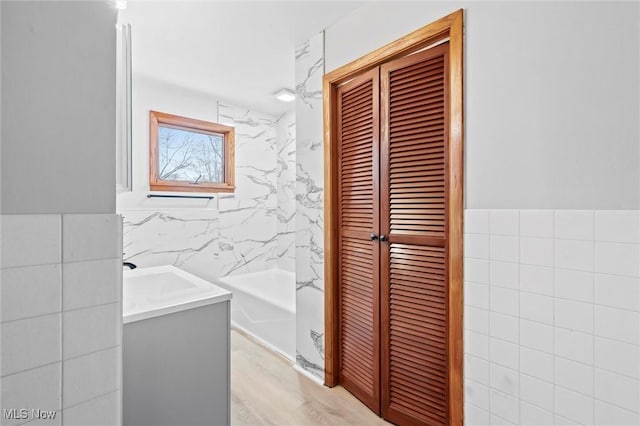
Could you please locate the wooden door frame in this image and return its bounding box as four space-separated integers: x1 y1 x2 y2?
322 9 464 425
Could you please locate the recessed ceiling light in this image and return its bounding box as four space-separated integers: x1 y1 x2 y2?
273 88 296 103
116 0 127 10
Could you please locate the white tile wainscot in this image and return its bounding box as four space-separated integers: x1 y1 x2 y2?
0 214 123 426
464 209 640 425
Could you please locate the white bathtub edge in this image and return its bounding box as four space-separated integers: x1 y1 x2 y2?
217 268 295 314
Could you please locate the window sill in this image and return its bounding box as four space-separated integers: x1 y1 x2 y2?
149 183 235 193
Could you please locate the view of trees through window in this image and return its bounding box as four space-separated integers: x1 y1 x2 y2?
158 125 224 183
150 110 234 193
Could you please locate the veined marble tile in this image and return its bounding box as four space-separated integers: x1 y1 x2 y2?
276 112 296 227
295 34 324 112
218 220 278 277
218 103 278 145
216 104 279 278
121 102 289 283
277 233 296 273
295 225 324 291
121 209 219 277
296 286 325 380
218 103 279 224
295 30 325 378
218 195 276 227
277 111 296 272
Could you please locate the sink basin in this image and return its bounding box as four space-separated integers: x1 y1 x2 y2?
123 265 231 324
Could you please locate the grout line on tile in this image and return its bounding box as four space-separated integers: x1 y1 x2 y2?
465 255 640 277
593 211 596 425
0 360 61 379
62 344 120 363
551 296 636 313
488 211 493 418
62 256 122 266
469 314 639 350
62 388 120 411
478 336 639 373
466 400 491 419
490 370 635 418
119 222 125 425
62 255 122 266
60 214 65 425
62 300 121 315
0 260 64 271
551 209 557 425
554 412 582 425
593 239 640 245
466 272 640 312
1 310 62 325
518 209 522 425
488 387 519 423
464 231 490 236
21 411 62 426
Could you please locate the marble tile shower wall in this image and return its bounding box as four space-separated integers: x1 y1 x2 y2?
217 103 279 276
121 102 297 281
464 209 640 426
121 209 220 280
276 110 296 273
295 31 326 379
1 214 123 425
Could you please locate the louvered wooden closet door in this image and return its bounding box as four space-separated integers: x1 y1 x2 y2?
380 43 450 425
336 68 381 413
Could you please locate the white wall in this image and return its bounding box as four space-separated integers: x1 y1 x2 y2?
1 0 2 214
122 75 219 198
1 1 117 214
325 1 640 210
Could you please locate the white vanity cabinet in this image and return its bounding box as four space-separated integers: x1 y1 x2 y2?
122 266 232 426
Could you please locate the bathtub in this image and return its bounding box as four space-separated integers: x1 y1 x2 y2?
217 269 295 361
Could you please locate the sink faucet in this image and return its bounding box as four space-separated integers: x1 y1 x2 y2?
123 262 137 270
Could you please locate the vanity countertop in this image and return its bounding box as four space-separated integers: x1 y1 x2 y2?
123 265 232 324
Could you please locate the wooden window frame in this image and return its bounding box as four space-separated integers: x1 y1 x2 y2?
149 110 235 193
322 9 464 425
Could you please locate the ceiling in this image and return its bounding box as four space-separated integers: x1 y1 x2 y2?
118 1 365 116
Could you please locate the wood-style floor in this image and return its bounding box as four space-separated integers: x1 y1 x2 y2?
231 330 390 426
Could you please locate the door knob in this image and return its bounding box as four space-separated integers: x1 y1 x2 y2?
380 235 388 242
370 233 378 241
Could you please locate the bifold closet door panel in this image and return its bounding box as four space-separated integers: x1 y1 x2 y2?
380 43 450 425
336 68 381 413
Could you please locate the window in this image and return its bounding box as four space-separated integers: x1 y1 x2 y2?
149 111 235 193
